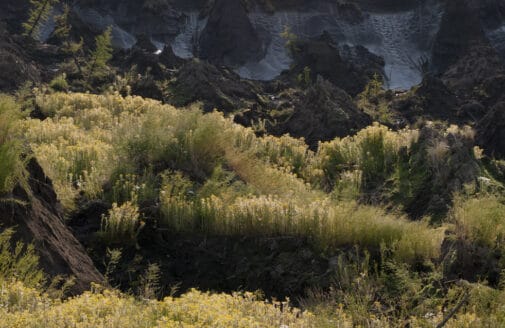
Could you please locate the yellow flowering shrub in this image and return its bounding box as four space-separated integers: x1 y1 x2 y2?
3 279 505 328
0 282 315 328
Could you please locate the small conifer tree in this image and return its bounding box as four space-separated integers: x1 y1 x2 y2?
280 26 299 55
53 5 85 75
23 0 60 39
52 4 71 41
364 73 383 99
86 27 113 80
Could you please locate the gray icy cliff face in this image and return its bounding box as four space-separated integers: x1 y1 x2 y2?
42 0 505 90
173 0 444 90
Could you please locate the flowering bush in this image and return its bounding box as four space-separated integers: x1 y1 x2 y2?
0 282 315 328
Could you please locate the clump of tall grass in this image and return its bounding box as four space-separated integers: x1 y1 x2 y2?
25 92 448 262
160 191 443 263
108 173 158 206
311 123 419 191
99 201 144 245
301 249 433 327
0 95 26 194
29 92 483 211
302 251 505 327
230 128 312 176
451 195 505 249
26 92 318 208
49 74 69 92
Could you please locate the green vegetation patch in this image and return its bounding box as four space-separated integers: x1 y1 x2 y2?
24 92 446 264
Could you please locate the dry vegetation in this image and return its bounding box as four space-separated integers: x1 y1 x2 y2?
0 282 315 328
22 91 445 263
0 95 27 194
2 226 505 327
2 91 505 326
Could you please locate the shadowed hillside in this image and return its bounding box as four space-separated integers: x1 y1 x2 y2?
3 0 505 327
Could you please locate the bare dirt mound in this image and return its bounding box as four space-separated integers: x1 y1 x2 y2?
0 24 41 91
0 159 103 294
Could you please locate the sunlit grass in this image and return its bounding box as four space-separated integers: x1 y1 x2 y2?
0 95 26 194
451 195 505 249
22 91 447 263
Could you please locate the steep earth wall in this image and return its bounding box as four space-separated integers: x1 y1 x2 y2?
0 159 103 294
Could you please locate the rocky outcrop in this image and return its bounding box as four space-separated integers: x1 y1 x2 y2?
431 0 505 101
468 0 505 30
74 0 184 45
441 44 505 95
353 0 433 12
0 159 103 294
287 33 384 96
400 123 481 219
477 102 505 159
199 0 266 67
283 77 372 146
0 0 29 33
0 25 41 91
112 42 184 100
478 74 505 107
442 232 502 286
432 0 488 74
415 77 460 120
169 59 262 112
392 76 461 123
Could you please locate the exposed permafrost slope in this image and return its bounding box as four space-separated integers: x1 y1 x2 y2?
0 159 103 294
367 8 443 89
171 2 443 90
487 23 505 59
46 0 505 90
171 12 207 59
